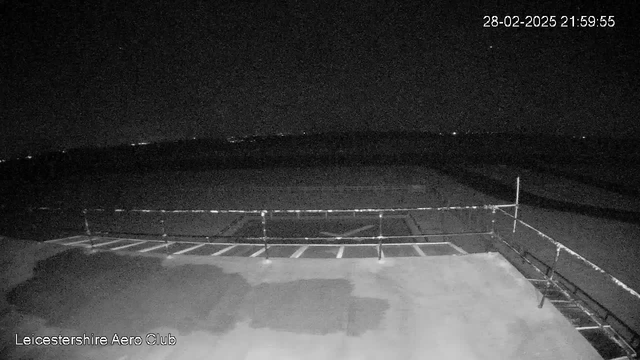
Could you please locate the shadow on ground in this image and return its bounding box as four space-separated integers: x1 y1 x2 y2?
6 249 388 338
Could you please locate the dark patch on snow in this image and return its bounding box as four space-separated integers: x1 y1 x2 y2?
7 249 388 338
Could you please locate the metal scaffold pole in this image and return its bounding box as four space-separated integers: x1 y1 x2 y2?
378 212 383 261
539 246 562 309
490 208 496 235
83 209 94 250
262 210 269 260
513 176 520 233
160 211 170 257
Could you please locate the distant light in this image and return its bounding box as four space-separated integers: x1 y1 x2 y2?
452 131 457 136
61 150 67 154
0 159 5 163
131 143 136 146
581 136 586 139
137 142 149 146
26 155 33 159
192 137 196 140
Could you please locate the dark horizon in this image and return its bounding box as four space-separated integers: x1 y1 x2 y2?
2 0 640 159
3 129 640 161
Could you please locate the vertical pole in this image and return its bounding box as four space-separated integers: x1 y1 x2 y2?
83 209 94 249
160 211 168 256
513 176 520 233
378 212 383 260
490 208 496 235
261 210 269 260
539 246 562 308
484 208 488 232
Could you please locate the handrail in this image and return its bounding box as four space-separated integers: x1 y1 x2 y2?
496 207 640 302
31 203 517 214
523 249 640 347
94 231 491 242
493 228 640 354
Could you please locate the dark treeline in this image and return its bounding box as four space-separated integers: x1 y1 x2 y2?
1 132 639 183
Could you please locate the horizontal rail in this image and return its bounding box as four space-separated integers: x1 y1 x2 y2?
490 231 547 280
31 204 516 214
204 185 421 192
522 249 639 342
496 208 640 302
76 237 462 247
239 232 491 242
505 235 640 355
494 227 639 356
92 230 492 242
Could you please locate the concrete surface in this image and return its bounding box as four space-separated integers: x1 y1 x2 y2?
1 238 603 360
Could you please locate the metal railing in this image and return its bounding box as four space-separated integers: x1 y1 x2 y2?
23 177 640 355
492 206 640 356
66 204 501 261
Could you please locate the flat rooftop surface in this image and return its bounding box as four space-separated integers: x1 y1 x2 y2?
1 240 603 360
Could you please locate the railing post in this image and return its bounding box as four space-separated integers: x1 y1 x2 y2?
160 211 169 257
261 210 269 260
83 209 94 250
378 212 383 260
538 246 561 308
513 176 520 233
490 207 496 235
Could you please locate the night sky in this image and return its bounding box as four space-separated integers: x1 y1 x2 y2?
2 0 639 159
